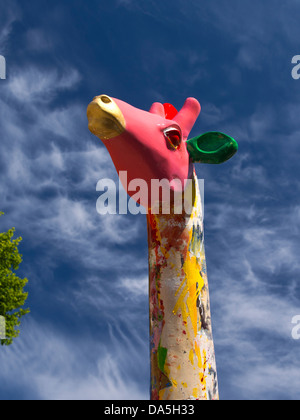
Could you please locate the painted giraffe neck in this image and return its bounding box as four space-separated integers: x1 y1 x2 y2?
147 171 219 400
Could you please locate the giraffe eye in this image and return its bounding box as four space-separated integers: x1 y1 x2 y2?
163 126 182 150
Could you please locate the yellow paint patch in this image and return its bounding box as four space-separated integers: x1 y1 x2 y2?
189 349 194 365
173 254 204 337
171 379 178 388
183 254 204 291
164 363 170 378
173 284 189 314
192 388 198 399
194 342 202 369
159 388 166 400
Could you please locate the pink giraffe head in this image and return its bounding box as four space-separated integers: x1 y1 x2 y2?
87 95 200 207
87 95 237 209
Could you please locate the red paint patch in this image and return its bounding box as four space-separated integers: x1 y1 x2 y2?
163 103 178 120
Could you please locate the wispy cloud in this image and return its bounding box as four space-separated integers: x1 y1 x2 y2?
0 318 149 400
212 270 300 399
203 178 300 399
0 2 21 52
7 66 81 104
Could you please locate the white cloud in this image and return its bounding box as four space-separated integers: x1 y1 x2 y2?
120 276 148 297
213 274 300 399
0 2 21 52
7 66 81 103
0 318 148 400
203 188 300 399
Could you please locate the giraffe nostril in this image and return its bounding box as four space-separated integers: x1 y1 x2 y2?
100 95 112 104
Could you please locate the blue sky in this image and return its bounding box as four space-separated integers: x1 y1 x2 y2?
1 0 300 400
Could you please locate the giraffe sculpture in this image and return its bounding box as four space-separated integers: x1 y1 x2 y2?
87 95 238 400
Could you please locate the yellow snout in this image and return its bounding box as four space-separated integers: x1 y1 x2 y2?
87 94 126 140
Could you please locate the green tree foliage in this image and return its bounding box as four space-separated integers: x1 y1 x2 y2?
0 212 29 345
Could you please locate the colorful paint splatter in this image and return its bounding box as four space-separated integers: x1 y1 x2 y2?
148 172 219 400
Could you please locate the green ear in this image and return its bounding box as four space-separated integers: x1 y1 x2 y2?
186 131 238 164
